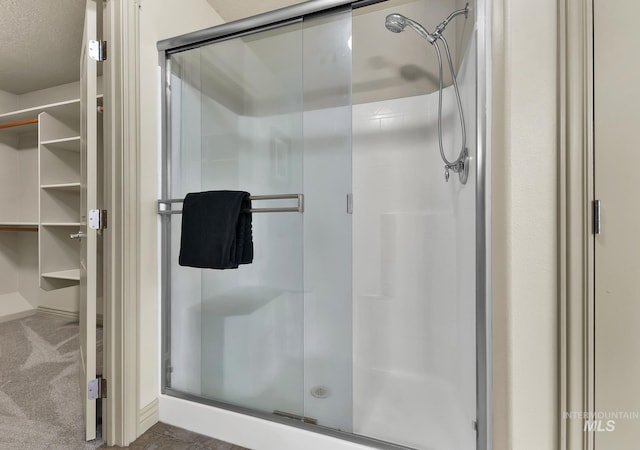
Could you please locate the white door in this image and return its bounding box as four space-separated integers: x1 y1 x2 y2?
594 0 640 447
80 0 99 441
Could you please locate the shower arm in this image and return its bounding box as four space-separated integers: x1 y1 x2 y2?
431 3 469 41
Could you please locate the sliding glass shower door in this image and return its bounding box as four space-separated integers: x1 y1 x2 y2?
168 20 306 417
160 0 483 448
164 9 353 430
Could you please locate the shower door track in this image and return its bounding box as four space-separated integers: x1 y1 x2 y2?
158 0 385 53
164 387 413 450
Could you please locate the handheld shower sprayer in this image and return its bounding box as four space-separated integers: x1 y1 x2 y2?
385 4 469 45
384 3 470 184
384 13 436 44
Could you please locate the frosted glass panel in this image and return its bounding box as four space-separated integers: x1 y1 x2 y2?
168 22 305 417
302 9 353 431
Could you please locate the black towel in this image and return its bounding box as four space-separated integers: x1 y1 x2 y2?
178 190 253 269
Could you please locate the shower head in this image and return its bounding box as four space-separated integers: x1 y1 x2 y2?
384 13 436 44
384 13 406 33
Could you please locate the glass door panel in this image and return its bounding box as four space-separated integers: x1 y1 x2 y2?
302 9 353 431
168 21 305 417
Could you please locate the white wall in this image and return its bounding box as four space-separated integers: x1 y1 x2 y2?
138 0 225 417
16 81 81 110
0 89 17 114
0 135 27 225
491 0 559 449
0 232 19 296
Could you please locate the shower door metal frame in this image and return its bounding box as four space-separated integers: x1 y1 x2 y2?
475 1 490 449
157 0 490 449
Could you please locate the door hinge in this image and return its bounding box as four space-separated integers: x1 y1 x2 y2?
89 209 107 230
88 377 107 400
593 200 601 235
89 40 107 61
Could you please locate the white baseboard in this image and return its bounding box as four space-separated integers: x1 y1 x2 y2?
37 306 79 321
37 306 104 326
138 399 159 436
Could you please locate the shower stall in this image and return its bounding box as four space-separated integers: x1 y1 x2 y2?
157 0 487 449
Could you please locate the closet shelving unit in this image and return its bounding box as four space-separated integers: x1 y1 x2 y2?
38 95 103 289
0 84 104 319
38 102 83 289
0 97 89 290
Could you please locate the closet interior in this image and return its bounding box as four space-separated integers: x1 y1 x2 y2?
0 81 103 322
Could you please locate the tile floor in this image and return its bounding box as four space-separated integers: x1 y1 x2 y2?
101 422 248 449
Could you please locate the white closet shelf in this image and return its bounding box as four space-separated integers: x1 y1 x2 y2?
41 182 81 190
0 99 80 125
41 222 81 227
40 136 81 152
41 269 80 281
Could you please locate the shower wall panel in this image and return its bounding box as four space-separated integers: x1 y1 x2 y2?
351 33 476 450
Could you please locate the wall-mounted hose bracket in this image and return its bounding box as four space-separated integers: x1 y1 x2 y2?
444 147 469 184
432 3 470 42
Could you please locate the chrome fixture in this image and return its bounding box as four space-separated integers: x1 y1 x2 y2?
385 4 470 184
385 13 436 43
157 193 304 215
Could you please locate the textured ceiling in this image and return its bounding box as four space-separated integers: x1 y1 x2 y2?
0 0 85 94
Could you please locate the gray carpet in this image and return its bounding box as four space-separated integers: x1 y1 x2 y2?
0 314 102 449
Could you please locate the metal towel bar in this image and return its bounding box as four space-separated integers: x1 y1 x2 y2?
157 193 304 215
